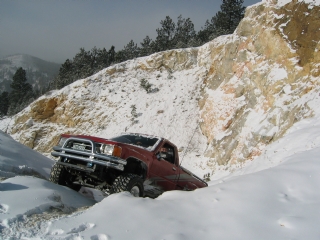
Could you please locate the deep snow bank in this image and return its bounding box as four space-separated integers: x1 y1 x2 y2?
0 130 54 179
0 176 96 238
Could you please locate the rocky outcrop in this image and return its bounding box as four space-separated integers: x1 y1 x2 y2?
199 0 320 165
4 0 320 173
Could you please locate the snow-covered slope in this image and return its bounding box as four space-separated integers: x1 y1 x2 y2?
0 54 60 92
1 103 320 239
0 131 53 179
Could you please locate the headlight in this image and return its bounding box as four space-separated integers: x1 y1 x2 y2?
100 144 122 157
101 144 114 155
58 137 67 147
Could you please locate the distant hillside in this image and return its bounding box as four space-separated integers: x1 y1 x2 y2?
0 54 61 93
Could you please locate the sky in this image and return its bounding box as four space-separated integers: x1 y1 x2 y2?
1 0 260 64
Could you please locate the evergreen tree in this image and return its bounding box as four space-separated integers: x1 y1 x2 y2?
123 40 139 60
96 47 109 70
8 67 34 115
140 36 155 57
155 16 176 51
197 0 245 43
10 68 33 104
108 46 116 64
114 49 126 63
90 46 99 72
197 20 214 44
173 15 196 48
55 59 74 89
0 91 9 117
73 48 93 79
219 0 246 34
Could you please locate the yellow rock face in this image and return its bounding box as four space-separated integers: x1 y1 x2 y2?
198 0 320 164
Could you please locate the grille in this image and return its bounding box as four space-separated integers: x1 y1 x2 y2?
64 139 102 153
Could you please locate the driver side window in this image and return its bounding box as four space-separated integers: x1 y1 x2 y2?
159 143 175 164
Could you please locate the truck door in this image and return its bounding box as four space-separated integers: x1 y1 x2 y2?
148 142 179 191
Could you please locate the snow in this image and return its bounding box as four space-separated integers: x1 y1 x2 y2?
263 0 320 7
0 176 95 221
267 66 288 83
1 104 320 239
0 130 53 179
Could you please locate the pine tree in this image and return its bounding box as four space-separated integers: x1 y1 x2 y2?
55 59 73 89
115 50 126 63
73 48 93 79
173 15 196 48
123 40 139 60
9 67 34 115
155 16 176 51
108 46 116 64
197 0 245 43
96 47 109 70
220 0 246 34
10 68 33 104
90 46 99 72
0 91 9 117
140 36 154 57
197 20 214 44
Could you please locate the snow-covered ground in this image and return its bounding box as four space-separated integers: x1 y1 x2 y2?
1 106 320 239
0 130 53 180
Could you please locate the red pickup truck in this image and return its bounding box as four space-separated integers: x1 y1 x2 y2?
50 133 207 198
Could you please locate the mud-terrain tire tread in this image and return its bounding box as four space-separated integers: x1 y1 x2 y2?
49 163 81 191
49 163 63 185
111 173 144 197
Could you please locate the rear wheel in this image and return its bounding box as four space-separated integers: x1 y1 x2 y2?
49 163 81 192
111 174 144 197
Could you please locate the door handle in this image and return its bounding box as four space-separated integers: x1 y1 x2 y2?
172 167 176 171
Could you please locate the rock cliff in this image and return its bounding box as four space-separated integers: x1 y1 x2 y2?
2 0 320 176
200 0 320 166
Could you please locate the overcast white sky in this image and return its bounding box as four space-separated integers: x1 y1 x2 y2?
1 0 260 63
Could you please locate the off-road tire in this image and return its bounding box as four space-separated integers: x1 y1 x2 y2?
111 173 144 197
49 163 81 192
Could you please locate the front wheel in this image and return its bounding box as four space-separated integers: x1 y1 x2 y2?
49 163 81 192
111 174 144 197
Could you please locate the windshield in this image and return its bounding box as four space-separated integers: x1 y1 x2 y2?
110 134 161 150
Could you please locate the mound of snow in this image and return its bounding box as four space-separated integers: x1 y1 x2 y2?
0 176 96 238
0 130 54 179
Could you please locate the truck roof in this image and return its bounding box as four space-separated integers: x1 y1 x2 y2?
61 133 163 152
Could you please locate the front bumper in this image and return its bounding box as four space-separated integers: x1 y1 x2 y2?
51 137 127 171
